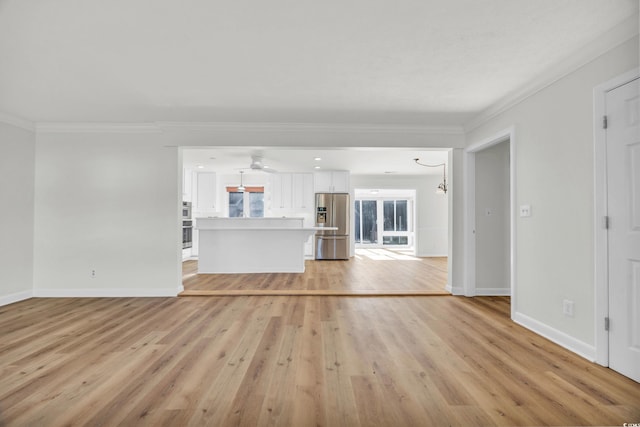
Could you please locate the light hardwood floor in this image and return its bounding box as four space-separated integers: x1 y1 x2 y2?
182 248 449 296
0 295 638 426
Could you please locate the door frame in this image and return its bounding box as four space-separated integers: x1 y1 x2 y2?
464 127 516 318
593 67 640 366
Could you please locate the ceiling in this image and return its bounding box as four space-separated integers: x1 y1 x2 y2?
1 1 636 174
0 1 637 126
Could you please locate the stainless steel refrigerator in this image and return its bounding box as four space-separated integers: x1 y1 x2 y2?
315 193 350 260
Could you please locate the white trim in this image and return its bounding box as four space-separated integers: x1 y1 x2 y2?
415 252 448 257
465 15 639 132
592 67 640 367
157 121 465 135
0 290 33 307
0 111 35 132
475 287 511 296
462 149 476 297
446 149 458 295
464 127 517 317
448 285 464 295
36 122 162 134
514 311 596 362
34 120 465 136
33 287 183 298
178 148 187 292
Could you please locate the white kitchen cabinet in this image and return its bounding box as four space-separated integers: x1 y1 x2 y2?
313 171 350 193
272 173 314 212
182 168 193 202
292 173 314 210
271 173 293 210
195 172 217 212
304 236 314 258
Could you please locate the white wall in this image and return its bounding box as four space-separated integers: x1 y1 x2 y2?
351 174 448 257
466 36 639 354
33 131 182 296
475 141 510 294
0 121 35 304
28 123 458 299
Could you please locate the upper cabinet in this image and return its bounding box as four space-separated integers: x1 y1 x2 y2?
292 173 314 210
182 168 193 202
194 172 217 212
271 173 293 210
271 173 314 212
313 171 350 193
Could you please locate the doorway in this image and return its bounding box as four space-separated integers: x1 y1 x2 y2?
464 128 516 314
354 189 416 251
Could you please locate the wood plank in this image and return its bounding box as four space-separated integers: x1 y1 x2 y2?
0 296 639 426
182 249 449 294
179 289 449 297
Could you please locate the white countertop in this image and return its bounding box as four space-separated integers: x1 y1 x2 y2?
197 226 337 231
196 216 305 220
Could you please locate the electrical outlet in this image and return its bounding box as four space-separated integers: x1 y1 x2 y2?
520 205 531 217
91 269 96 279
562 299 574 317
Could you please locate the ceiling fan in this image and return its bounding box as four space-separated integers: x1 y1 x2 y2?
247 155 277 173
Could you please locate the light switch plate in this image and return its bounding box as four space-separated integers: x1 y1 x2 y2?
520 205 531 217
562 299 574 317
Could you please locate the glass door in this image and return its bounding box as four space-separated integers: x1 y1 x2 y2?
355 198 413 248
354 200 378 244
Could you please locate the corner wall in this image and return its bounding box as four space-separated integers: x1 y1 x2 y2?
466 36 639 357
0 121 35 305
33 131 182 296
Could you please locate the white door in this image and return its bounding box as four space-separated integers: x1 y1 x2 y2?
607 77 640 382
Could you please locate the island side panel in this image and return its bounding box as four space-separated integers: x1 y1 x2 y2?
198 228 314 274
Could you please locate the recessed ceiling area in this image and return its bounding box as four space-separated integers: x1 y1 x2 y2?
182 147 449 176
0 1 637 125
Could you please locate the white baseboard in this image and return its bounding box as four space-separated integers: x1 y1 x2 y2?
0 290 33 307
33 287 183 298
513 311 596 362
448 284 464 295
475 287 511 296
416 252 448 258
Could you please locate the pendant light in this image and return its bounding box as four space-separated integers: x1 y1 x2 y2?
237 170 246 193
414 158 448 195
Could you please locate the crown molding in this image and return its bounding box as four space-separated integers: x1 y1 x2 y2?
464 13 639 133
34 120 464 135
156 121 464 135
36 122 162 134
0 111 35 132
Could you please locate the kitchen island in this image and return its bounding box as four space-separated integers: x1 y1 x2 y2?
196 217 335 274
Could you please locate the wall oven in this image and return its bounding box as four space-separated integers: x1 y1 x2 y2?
182 219 193 249
182 201 192 220
182 202 193 249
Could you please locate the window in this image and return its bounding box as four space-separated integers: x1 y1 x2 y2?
229 192 244 217
355 200 378 244
227 186 264 218
248 192 264 217
355 196 413 247
383 200 407 232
